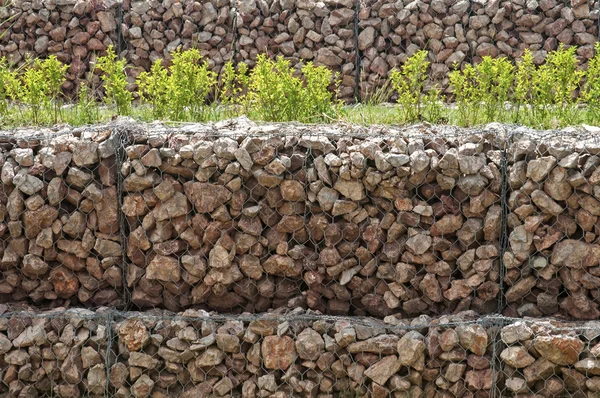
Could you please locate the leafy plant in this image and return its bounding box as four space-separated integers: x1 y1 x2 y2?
137 48 217 121
531 44 583 128
301 61 341 122
514 49 535 124
8 55 68 125
474 56 514 122
40 55 69 123
219 61 249 105
390 50 433 123
243 55 340 123
137 59 170 120
97 45 133 116
0 56 17 118
449 63 479 126
583 43 600 124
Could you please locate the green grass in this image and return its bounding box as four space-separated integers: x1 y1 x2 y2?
0 101 597 130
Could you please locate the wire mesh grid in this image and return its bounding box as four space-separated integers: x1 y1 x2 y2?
4 306 600 397
113 120 504 319
0 126 124 309
0 0 121 97
121 0 237 94
4 121 600 395
232 0 359 103
504 128 600 321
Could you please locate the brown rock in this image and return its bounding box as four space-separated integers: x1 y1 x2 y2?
262 336 296 370
184 182 232 213
119 319 150 351
533 335 584 365
146 255 181 282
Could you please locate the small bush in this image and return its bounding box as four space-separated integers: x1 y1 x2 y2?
97 46 133 116
390 50 438 124
8 55 68 124
137 59 170 120
513 49 535 124
531 44 583 127
137 48 217 121
244 55 340 123
449 63 479 126
583 43 600 124
474 56 514 122
0 56 17 118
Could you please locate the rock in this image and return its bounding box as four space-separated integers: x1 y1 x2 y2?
364 355 402 385
500 347 535 368
119 319 150 351
184 182 232 212
13 325 46 347
550 240 590 267
280 180 305 202
295 328 325 360
501 322 533 344
196 347 226 367
358 26 375 50
131 374 154 398
531 190 563 215
533 335 584 365
14 174 43 195
397 332 425 368
22 254 49 278
262 336 296 370
527 156 556 182
574 358 600 375
334 180 365 201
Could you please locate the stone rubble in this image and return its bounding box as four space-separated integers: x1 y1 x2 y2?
121 119 501 317
0 0 598 100
0 128 122 308
504 131 600 320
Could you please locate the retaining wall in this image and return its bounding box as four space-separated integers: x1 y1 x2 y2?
0 119 598 322
1 307 600 397
1 0 599 101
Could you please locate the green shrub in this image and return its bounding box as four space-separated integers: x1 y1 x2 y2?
301 61 341 122
244 55 340 123
218 61 250 118
0 56 17 118
97 46 133 116
583 43 600 124
40 55 69 123
449 63 479 126
474 56 514 122
219 61 249 105
137 48 217 121
532 44 583 127
137 59 170 120
513 49 535 123
390 50 437 123
8 55 68 124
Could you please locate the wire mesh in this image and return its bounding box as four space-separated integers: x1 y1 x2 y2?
0 0 121 97
116 120 503 318
356 0 474 102
504 128 600 321
121 0 237 95
1 121 600 395
232 0 359 103
495 316 600 397
0 307 113 398
0 126 124 309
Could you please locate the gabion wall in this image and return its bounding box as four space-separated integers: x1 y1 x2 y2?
2 119 600 396
0 0 598 100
